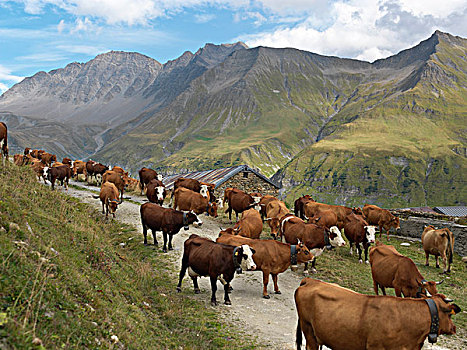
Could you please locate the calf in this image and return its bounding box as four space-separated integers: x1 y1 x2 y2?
369 242 440 298
294 195 314 220
13 154 24 166
295 278 461 350
231 208 263 239
40 152 57 166
139 167 162 195
363 204 400 239
224 188 260 221
111 166 128 177
62 157 73 167
264 199 290 239
280 214 344 273
304 202 363 229
102 170 126 202
99 182 120 218
422 225 455 273
343 212 376 264
146 179 166 206
0 122 8 166
174 187 217 217
31 159 46 182
43 165 72 190
140 202 202 252
72 160 87 180
217 232 313 298
177 234 256 306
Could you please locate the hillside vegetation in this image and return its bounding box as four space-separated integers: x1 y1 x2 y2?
0 164 256 349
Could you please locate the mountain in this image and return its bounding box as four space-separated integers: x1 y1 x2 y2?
0 32 465 207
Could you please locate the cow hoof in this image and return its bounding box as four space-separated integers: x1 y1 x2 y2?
162 249 168 253
365 260 370 265
224 300 232 305
436 265 440 269
275 291 281 295
425 263 429 266
194 289 201 294
303 270 309 275
211 301 218 306
176 287 181 293
168 247 174 251
311 268 318 274
359 259 363 264
263 295 270 299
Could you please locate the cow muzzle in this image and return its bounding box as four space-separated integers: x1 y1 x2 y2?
290 265 298 272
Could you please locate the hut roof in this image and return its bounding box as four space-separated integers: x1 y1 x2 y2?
433 206 467 217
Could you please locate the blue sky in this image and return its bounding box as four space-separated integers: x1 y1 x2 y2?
1 0 466 93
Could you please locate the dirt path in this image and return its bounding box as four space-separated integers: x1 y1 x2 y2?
56 180 454 350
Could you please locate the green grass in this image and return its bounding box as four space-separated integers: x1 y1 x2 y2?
0 164 259 349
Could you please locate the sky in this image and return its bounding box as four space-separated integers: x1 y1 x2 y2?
0 0 466 94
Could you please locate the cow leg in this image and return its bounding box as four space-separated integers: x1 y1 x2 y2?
51 179 55 190
394 287 402 297
102 201 105 214
373 280 379 295
105 203 109 219
262 272 270 299
300 319 320 350
272 274 281 294
209 276 218 306
425 252 430 266
142 223 148 245
162 232 168 252
168 234 174 250
223 280 232 305
441 253 447 273
349 242 353 255
435 256 439 269
176 254 189 292
363 242 370 264
192 277 200 294
381 286 386 295
357 243 363 263
151 229 158 246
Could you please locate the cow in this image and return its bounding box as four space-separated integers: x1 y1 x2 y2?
13 154 24 166
146 179 166 206
99 182 120 219
138 167 162 195
173 187 217 217
295 278 461 350
31 149 45 159
111 166 128 177
92 162 109 185
24 147 31 156
217 232 313 298
229 208 263 239
363 204 400 240
30 159 46 182
422 225 455 273
310 209 338 229
72 160 87 180
280 214 345 273
125 177 140 193
223 188 260 221
264 199 290 239
43 165 72 190
258 195 278 221
343 212 376 263
370 242 440 298
294 195 314 220
140 202 203 252
0 122 8 166
40 152 56 166
304 202 363 229
62 157 73 167
176 234 256 306
102 170 126 202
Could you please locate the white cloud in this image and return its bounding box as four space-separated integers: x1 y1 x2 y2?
70 17 94 33
0 82 8 94
194 13 215 23
0 65 24 93
57 19 65 33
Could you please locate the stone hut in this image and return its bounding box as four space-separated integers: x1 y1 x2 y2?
163 165 280 197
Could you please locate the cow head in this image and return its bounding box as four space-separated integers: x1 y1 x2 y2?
352 207 364 216
207 202 218 218
157 174 163 181
236 244 256 272
200 184 209 198
391 216 401 231
42 167 50 181
432 294 461 336
329 226 346 247
250 192 262 204
156 186 165 202
265 217 280 239
364 226 376 243
416 280 439 298
218 227 235 236
186 210 203 227
109 199 119 216
296 241 314 264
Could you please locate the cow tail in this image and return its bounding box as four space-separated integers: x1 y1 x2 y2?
296 318 302 350
447 231 453 264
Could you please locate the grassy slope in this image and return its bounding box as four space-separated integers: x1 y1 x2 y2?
0 164 257 349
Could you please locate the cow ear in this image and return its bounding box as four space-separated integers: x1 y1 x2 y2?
250 248 256 254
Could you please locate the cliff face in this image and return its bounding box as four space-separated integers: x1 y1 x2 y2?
0 32 466 207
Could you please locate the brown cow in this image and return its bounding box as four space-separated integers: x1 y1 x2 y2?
102 170 126 202
140 202 203 252
30 149 45 159
0 122 8 166
294 195 314 220
111 166 128 177
343 212 376 263
13 154 24 166
139 167 161 195
217 232 313 298
264 200 290 239
310 209 338 229
30 159 46 182
40 152 56 166
370 242 440 298
422 225 455 273
24 147 31 156
62 157 73 167
99 182 120 218
304 202 363 229
295 278 461 350
280 214 345 273
363 204 400 240
258 195 278 221
224 188 259 221
177 234 256 306
43 165 71 190
231 208 263 239
173 187 217 217
72 160 87 180
173 178 209 197
146 179 166 206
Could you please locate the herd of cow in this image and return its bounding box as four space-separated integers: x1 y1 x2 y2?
0 121 461 349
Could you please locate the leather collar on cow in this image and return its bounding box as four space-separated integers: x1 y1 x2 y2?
417 279 429 298
424 298 439 343
291 245 297 265
233 247 242 274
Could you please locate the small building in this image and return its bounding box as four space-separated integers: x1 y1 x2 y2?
163 164 280 197
433 206 467 217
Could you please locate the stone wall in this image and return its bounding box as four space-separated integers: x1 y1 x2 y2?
393 212 467 257
215 171 279 198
